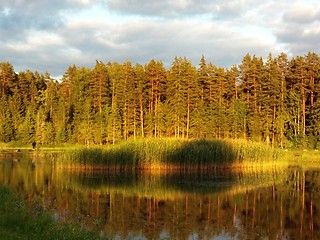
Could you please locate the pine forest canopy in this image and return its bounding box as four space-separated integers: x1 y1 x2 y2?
1 52 320 149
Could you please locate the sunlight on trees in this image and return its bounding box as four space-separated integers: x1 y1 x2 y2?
1 52 320 148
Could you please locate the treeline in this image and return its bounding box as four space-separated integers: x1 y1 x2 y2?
0 52 320 148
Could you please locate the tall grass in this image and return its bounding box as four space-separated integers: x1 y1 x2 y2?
0 186 110 240
55 138 287 171
229 139 287 167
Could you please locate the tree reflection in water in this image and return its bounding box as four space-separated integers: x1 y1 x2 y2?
0 155 319 239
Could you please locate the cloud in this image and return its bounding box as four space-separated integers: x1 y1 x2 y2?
273 2 320 55
61 19 275 68
1 0 320 78
0 0 101 76
4 15 276 77
0 0 96 42
106 0 208 16
283 5 320 24
105 0 258 19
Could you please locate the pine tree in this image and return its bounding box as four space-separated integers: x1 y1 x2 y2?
61 66 91 143
134 64 147 138
0 62 16 98
107 98 122 144
145 60 167 137
35 107 48 146
0 99 14 142
208 65 229 138
166 57 197 138
260 54 282 146
17 107 36 144
121 61 137 140
55 98 69 144
89 61 111 144
195 55 211 138
107 62 124 143
286 56 308 147
90 61 110 114
183 58 198 138
305 53 320 148
225 65 240 138
7 92 24 141
77 99 95 146
197 55 209 103
238 54 264 141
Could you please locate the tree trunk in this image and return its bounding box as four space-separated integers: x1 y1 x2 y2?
139 93 144 137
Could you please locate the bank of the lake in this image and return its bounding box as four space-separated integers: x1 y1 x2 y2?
2 138 319 171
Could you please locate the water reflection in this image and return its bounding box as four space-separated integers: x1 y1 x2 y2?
0 153 319 239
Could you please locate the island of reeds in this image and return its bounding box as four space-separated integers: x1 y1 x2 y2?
54 138 293 171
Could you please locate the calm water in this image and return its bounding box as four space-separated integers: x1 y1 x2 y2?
1 152 320 239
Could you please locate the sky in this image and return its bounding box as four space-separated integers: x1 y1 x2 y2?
1 0 320 79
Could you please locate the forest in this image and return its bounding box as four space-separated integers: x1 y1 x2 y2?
0 52 320 148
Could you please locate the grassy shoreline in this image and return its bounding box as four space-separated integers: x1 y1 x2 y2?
0 186 110 240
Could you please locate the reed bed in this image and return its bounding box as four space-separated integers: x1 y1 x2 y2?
55 138 289 171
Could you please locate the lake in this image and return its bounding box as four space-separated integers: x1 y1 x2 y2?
0 152 319 239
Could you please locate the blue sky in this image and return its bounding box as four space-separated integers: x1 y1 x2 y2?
1 0 320 79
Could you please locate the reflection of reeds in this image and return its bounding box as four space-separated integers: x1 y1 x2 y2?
52 168 287 200
55 138 288 170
